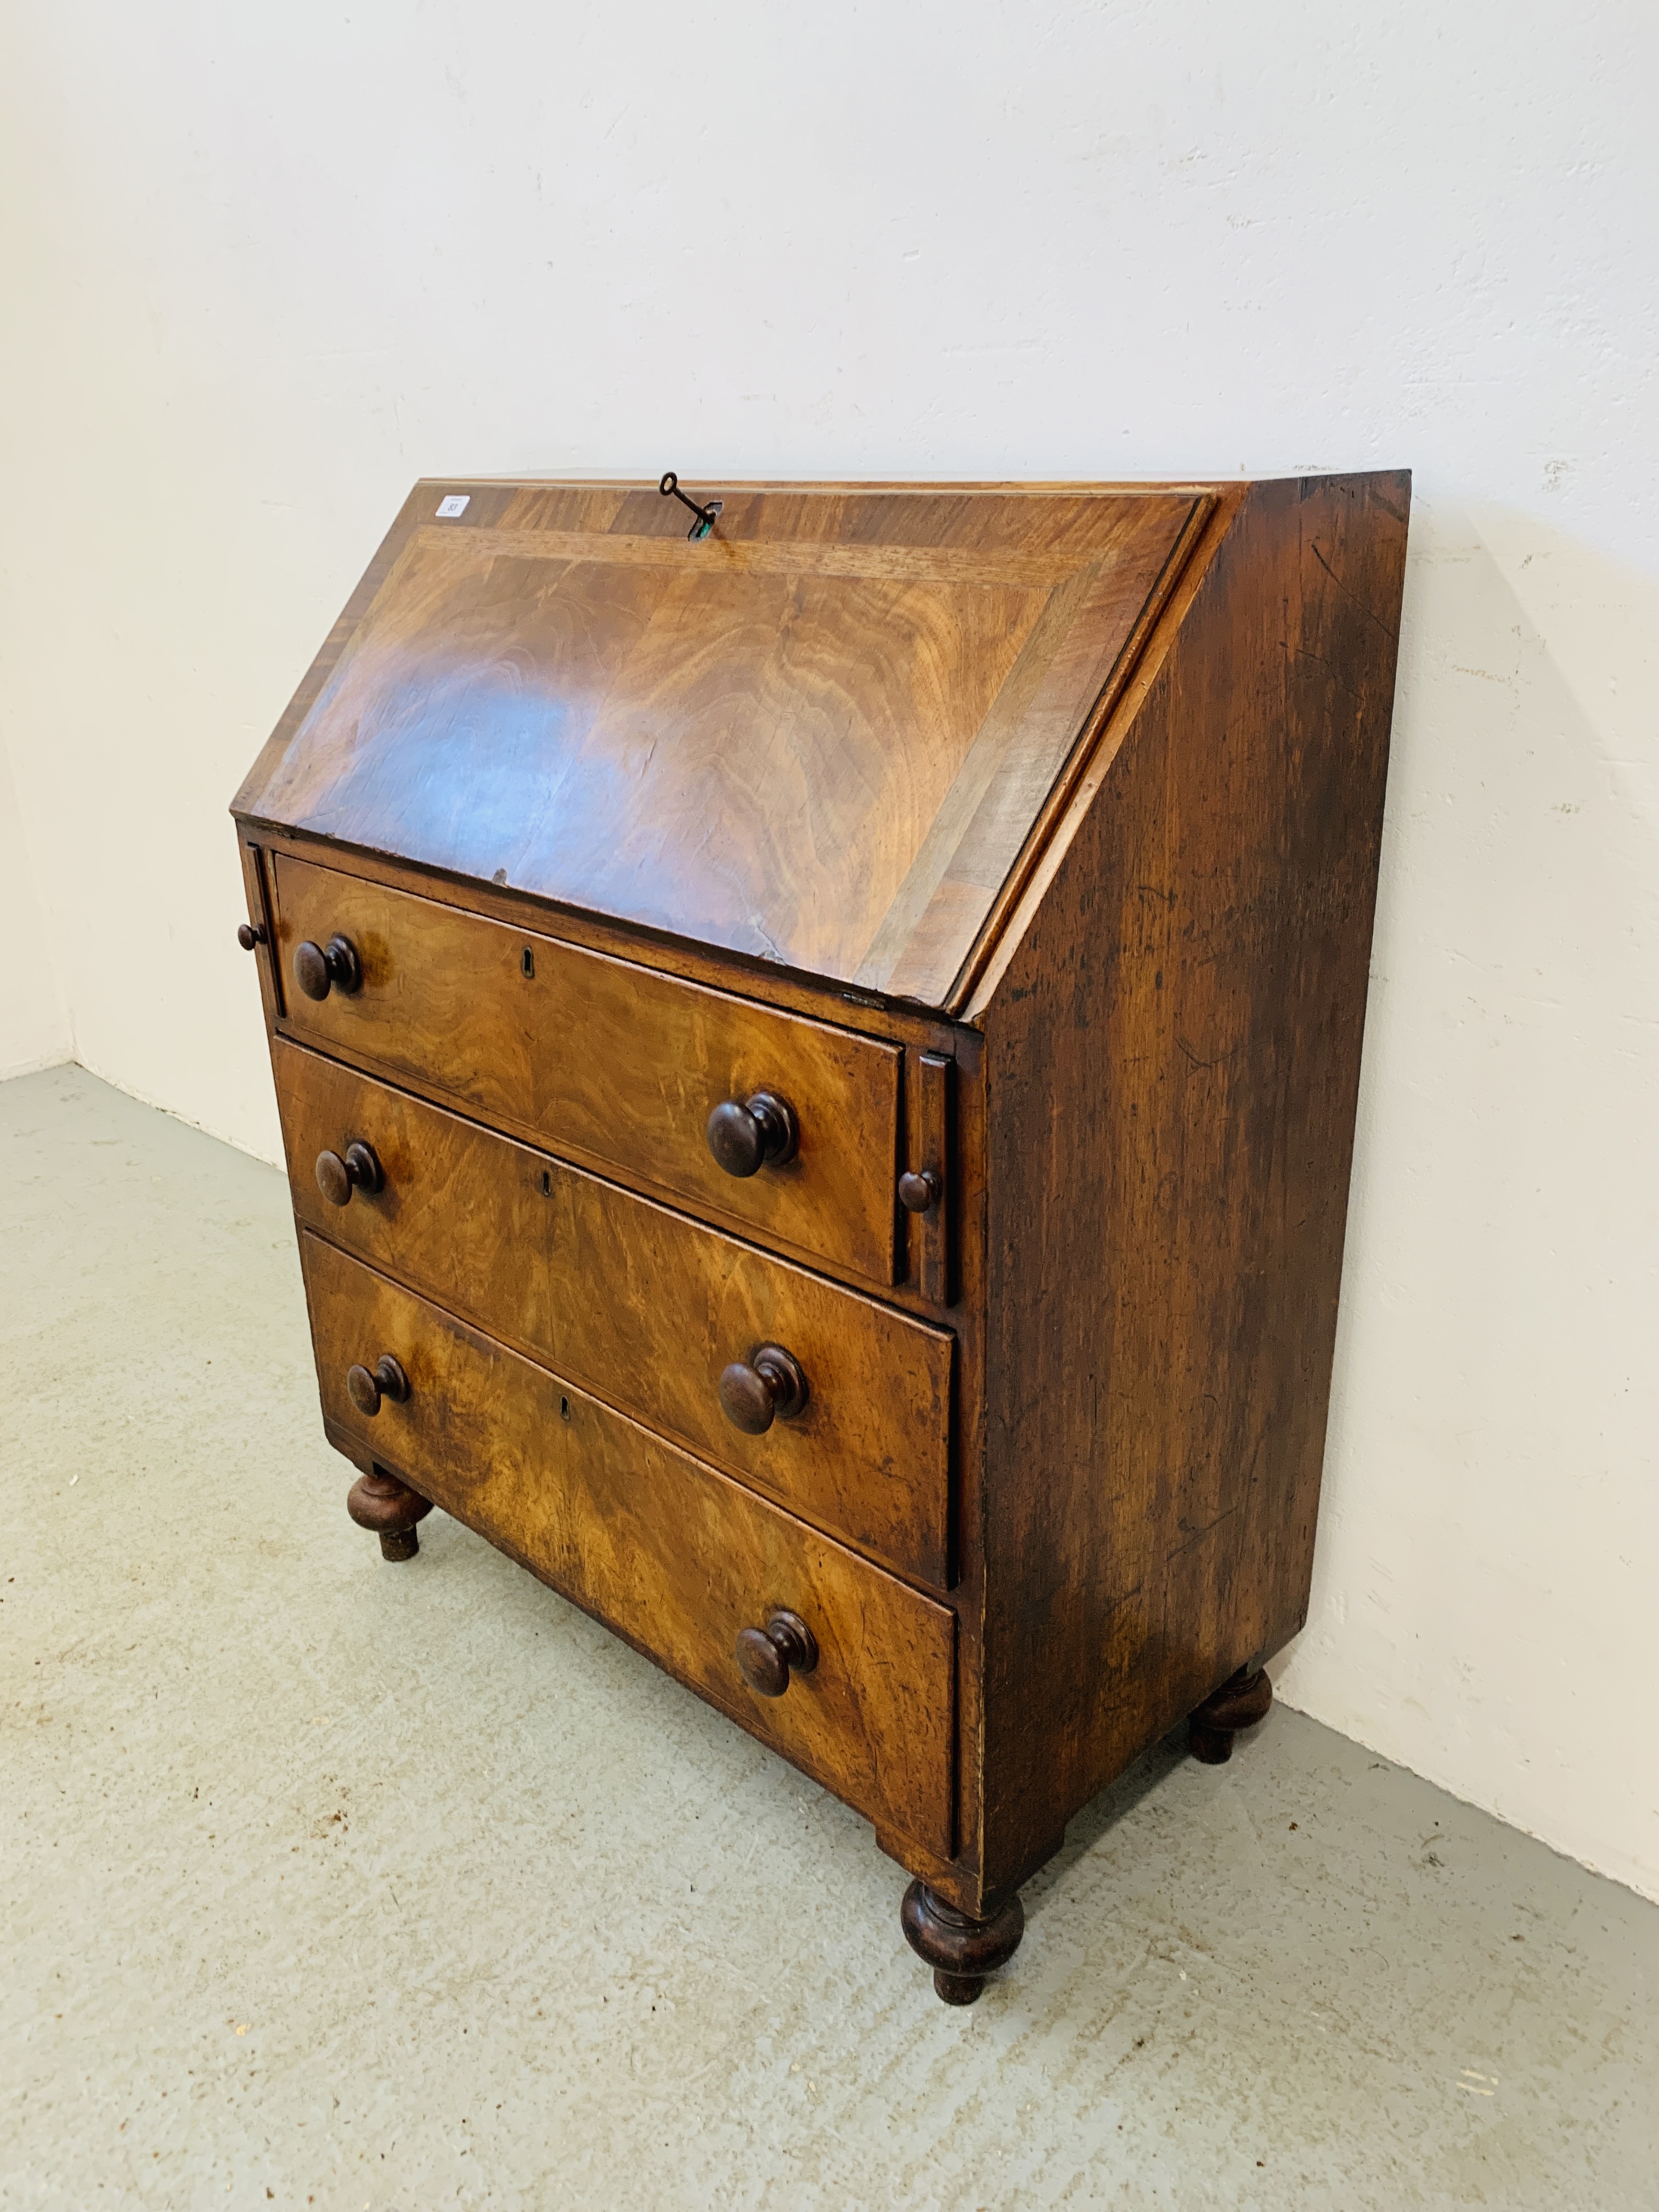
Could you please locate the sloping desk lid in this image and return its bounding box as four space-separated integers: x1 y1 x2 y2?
234 479 1208 1011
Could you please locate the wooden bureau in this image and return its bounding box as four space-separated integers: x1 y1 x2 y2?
232 471 1409 2002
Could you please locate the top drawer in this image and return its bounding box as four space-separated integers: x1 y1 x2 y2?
269 854 901 1282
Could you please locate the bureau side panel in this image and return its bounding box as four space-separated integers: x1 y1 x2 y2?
977 472 1410 1894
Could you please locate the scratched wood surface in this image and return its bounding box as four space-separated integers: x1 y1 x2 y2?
301 1233 956 1857
234 481 1201 1007
269 851 903 1283
275 1038 955 1584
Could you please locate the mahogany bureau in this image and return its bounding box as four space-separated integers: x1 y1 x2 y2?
231 472 1409 2002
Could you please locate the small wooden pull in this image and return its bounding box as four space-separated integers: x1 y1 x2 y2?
718 1344 809 1434
734 1609 818 1698
906 1051 953 1304
315 1141 384 1207
898 1169 940 1214
294 933 363 1002
236 922 267 951
345 1354 410 1418
706 1091 799 1178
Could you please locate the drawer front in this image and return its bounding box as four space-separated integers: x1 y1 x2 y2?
270 854 900 1282
275 1040 952 1584
301 1234 955 1856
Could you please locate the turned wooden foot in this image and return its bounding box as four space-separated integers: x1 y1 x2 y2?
346 1468 432 1562
1189 1665 1273 1763
901 1880 1025 2005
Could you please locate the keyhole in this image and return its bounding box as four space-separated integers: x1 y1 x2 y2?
521 946 535 979
559 1396 571 1421
540 1170 551 1197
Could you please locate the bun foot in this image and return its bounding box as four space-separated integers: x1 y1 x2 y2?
346 1468 432 1563
901 1880 1025 2005
1189 1665 1273 1763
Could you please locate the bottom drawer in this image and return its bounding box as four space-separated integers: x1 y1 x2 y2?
300 1233 956 1858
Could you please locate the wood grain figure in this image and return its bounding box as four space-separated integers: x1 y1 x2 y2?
301 1232 956 1857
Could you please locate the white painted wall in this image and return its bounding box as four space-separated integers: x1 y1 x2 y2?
2 3 1655 1898
0 737 71 1079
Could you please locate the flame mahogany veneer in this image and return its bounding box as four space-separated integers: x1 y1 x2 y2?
232 472 1409 2004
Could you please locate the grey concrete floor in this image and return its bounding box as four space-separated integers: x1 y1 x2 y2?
3 1066 1657 2212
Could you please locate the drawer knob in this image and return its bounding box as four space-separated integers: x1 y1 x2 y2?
706 1091 798 1178
898 1169 941 1214
315 1142 385 1207
346 1354 409 1417
735 1609 818 1698
294 933 363 1001
235 922 267 951
719 1344 809 1434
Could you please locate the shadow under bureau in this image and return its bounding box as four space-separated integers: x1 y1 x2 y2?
231 472 1409 2002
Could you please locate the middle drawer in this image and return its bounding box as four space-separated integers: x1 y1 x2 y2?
274 1038 953 1586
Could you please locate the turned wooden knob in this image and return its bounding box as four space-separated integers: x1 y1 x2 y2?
734 1609 818 1697
706 1091 798 1177
898 1168 941 1213
236 921 267 951
294 933 363 1001
315 1141 384 1207
346 1354 409 1417
718 1344 809 1434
